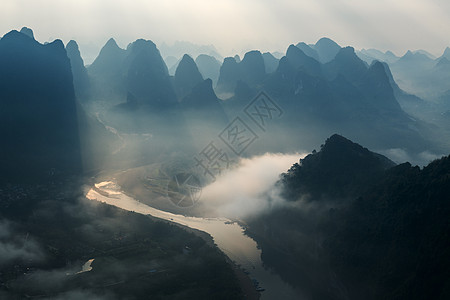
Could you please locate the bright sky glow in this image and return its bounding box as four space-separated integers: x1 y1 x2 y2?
1 0 449 63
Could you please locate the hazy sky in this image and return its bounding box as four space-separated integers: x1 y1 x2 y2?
2 0 450 63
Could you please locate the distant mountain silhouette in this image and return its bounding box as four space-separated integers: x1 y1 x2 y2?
159 41 222 62
313 37 341 63
323 47 368 82
66 40 91 101
435 56 450 69
174 54 203 100
88 38 179 107
357 48 399 64
254 43 433 153
87 38 194 146
19 27 34 40
88 38 127 100
442 47 450 60
123 39 177 108
195 54 221 86
294 38 341 63
271 51 284 59
164 55 179 74
378 61 428 115
63 33 447 157
359 61 403 113
262 52 279 73
89 38 127 75
168 57 181 76
413 49 436 59
431 57 450 98
181 79 227 122
392 50 434 71
286 44 322 76
0 30 81 180
295 42 320 61
216 57 240 95
395 50 434 69
389 49 450 101
216 50 266 95
239 50 266 85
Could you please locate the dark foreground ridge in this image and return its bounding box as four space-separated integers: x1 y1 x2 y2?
247 134 450 300
280 134 396 200
0 179 243 299
0 30 82 180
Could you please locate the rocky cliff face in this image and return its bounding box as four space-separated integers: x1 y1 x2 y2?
0 30 82 179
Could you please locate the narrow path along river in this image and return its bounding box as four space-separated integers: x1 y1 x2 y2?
86 181 300 300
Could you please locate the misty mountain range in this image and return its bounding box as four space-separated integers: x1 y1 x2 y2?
1 26 449 300
1 26 449 179
0 29 82 179
0 27 448 180
90 33 448 158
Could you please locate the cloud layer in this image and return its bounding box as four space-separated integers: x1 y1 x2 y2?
199 153 304 218
0 220 43 266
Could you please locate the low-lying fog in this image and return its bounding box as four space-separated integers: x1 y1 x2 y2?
198 153 306 219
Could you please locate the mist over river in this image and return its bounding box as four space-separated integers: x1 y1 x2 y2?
86 181 301 300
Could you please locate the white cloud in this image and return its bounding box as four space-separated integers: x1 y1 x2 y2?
199 153 304 218
0 220 44 266
378 148 443 167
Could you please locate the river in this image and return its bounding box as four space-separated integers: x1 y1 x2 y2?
86 181 300 300
77 259 95 274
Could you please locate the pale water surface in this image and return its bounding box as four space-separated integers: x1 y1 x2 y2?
86 181 300 300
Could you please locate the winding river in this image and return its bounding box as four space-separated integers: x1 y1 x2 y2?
86 181 300 300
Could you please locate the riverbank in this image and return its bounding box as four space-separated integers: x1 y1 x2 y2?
0 178 242 299
86 179 302 300
87 181 261 299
